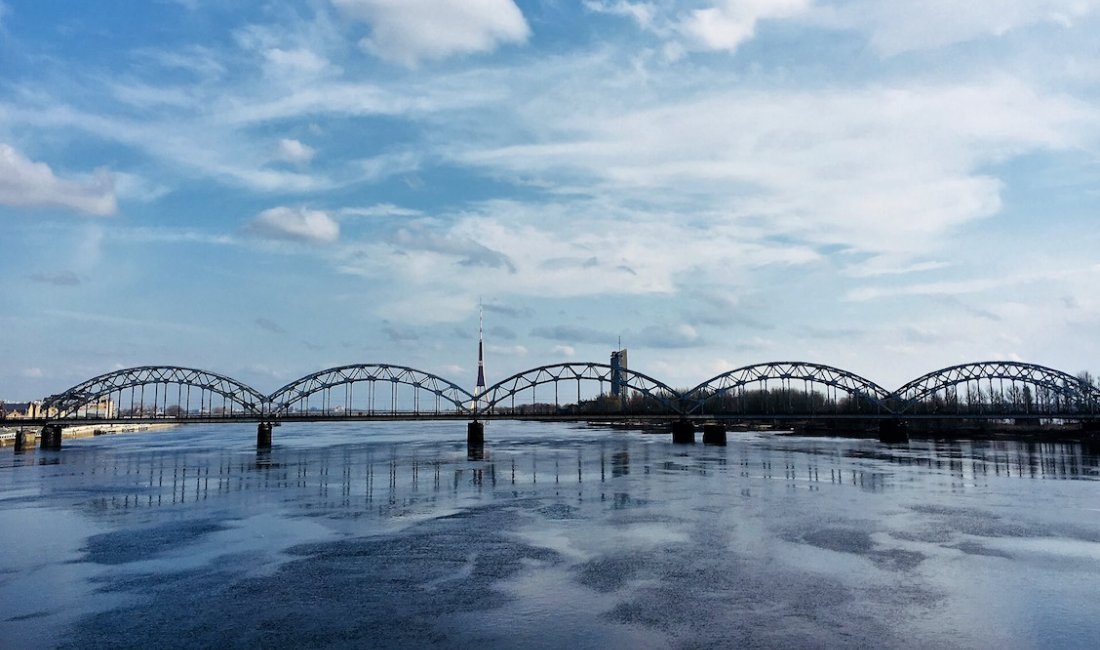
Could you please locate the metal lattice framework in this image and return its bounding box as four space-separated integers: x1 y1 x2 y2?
893 361 1099 416
43 366 266 418
477 363 682 416
267 364 474 417
33 359 1100 424
684 361 893 415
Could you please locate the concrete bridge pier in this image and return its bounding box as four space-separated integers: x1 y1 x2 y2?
672 419 695 444
702 422 727 445
40 424 63 450
257 421 273 449
14 428 37 452
467 420 485 445
878 419 909 444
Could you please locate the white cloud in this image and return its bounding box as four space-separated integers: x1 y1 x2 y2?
487 344 528 357
829 0 1100 55
131 44 228 82
844 278 1006 303
246 206 340 244
114 227 236 246
112 172 171 202
359 150 421 182
0 144 117 216
679 0 811 52
585 1 658 28
452 75 1094 258
843 258 950 278
3 103 333 193
332 0 530 66
338 203 422 218
276 138 316 164
335 197 821 326
551 344 576 358
264 47 334 78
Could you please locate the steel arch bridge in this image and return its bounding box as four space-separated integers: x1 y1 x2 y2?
267 364 474 418
23 359 1100 445
893 361 1099 417
42 366 266 419
684 361 894 416
475 362 682 417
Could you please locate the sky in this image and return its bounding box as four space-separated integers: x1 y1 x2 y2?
1 0 1099 400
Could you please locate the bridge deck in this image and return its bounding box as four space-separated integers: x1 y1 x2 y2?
7 412 1098 429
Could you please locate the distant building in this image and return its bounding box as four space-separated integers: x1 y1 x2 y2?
0 400 50 419
80 400 116 418
610 348 628 397
0 399 112 419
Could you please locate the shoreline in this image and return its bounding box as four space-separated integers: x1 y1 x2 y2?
3 419 1099 447
589 419 1100 444
0 422 178 447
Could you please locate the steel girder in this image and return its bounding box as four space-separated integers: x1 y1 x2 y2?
684 361 893 414
267 364 475 416
37 359 1100 422
477 363 682 416
892 361 1098 415
43 366 267 418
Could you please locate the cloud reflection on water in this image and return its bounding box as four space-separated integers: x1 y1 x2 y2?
0 422 1098 648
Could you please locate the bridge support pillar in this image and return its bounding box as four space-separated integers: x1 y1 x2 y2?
467 420 485 445
878 420 908 444
14 429 37 452
672 419 695 444
40 424 63 450
257 422 273 449
702 423 727 445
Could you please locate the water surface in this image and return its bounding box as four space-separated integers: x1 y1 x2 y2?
1 422 1098 648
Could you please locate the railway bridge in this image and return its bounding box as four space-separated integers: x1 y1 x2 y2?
6 360 1098 450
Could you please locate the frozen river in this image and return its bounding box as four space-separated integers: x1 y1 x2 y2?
1 422 1098 648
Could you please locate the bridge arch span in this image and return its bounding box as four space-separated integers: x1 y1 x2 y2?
685 362 893 416
43 366 266 419
268 364 474 417
478 363 683 416
893 361 1098 416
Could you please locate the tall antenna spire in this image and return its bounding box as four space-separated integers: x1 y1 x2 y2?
475 300 486 398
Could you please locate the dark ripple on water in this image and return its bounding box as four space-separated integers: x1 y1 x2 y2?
0 422 1098 649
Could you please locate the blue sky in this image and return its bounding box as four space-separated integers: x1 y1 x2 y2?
1 0 1098 400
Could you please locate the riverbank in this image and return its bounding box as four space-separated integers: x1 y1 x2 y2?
0 422 178 447
790 420 1100 443
585 418 1100 444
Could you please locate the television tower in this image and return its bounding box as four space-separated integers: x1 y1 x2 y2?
475 302 487 399
468 303 488 445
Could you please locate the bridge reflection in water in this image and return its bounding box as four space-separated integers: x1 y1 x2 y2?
16 423 1096 516
6 421 1100 647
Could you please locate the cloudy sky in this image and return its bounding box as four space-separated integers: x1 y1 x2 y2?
1 0 1098 400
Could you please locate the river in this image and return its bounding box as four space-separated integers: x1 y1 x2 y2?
1 422 1098 648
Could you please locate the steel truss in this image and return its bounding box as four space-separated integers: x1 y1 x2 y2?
267 364 474 417
35 359 1100 423
477 363 681 416
893 361 1098 416
684 361 893 415
43 366 266 418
